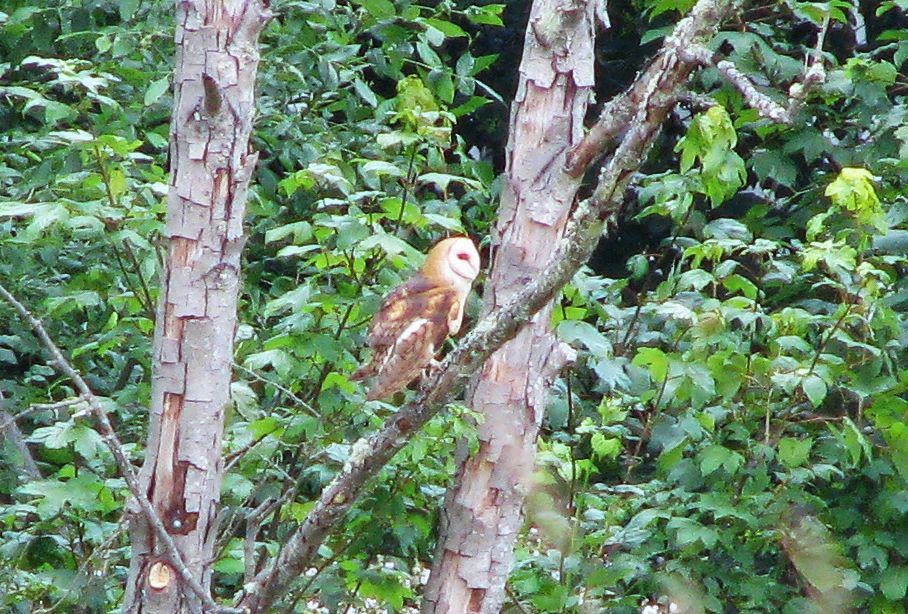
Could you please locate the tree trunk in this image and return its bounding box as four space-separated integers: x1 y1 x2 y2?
124 1 266 610
423 0 597 611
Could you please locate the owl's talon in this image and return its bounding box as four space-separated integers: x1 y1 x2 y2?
423 358 443 377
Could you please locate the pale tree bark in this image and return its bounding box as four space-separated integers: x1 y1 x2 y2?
124 1 267 611
422 1 597 611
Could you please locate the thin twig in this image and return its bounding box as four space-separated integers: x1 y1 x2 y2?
92 142 156 319
233 361 318 417
244 497 280 584
33 518 128 614
0 283 237 614
785 15 829 117
505 584 532 614
0 396 86 430
680 45 790 123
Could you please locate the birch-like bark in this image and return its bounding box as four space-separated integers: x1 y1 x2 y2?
124 1 266 611
422 1 596 611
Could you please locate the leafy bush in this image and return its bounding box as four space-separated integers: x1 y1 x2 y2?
1 0 906 611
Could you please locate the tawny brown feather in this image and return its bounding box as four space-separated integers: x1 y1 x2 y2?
352 237 480 400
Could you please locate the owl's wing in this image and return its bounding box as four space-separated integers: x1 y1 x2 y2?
366 275 457 349
365 317 438 400
353 275 460 398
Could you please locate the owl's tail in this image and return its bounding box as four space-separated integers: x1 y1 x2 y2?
349 360 375 382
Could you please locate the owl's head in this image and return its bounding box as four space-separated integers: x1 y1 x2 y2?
424 236 480 290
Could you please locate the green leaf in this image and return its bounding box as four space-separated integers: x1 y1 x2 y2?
667 516 719 548
356 0 396 19
699 444 742 476
778 437 813 468
880 566 908 601
422 18 468 38
591 433 622 460
465 4 504 26
119 0 140 20
658 437 687 473
263 285 311 317
249 417 280 439
222 473 254 501
451 95 490 117
244 349 293 378
678 269 714 291
428 69 455 103
802 375 827 407
17 475 115 516
633 347 669 382
866 395 908 480
824 167 883 226
144 76 170 106
418 172 481 191
417 40 442 67
837 417 872 466
213 557 244 574
722 274 758 299
95 35 112 53
751 149 798 187
145 131 168 149
557 320 610 356
356 233 418 258
422 213 464 231
265 221 312 244
675 106 746 206
353 78 378 107
71 425 105 459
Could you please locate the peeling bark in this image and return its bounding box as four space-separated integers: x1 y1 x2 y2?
422 1 596 611
123 1 267 611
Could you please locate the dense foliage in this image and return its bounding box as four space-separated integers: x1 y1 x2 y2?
0 0 906 612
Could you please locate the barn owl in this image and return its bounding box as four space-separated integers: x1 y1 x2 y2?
351 236 481 400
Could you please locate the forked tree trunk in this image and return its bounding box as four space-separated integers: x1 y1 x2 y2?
124 1 266 610
423 0 598 611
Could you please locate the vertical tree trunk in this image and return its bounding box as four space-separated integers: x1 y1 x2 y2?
124 1 266 610
423 1 597 611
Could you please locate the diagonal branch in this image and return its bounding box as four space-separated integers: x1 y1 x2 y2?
565 0 733 174
0 283 238 614
237 0 746 609
566 0 827 174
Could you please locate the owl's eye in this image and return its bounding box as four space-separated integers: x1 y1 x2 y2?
456 252 470 260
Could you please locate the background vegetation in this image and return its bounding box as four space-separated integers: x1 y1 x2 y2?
0 0 906 611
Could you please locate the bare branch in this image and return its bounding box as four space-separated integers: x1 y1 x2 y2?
680 45 791 122
236 1 745 610
0 396 86 430
786 15 829 117
232 361 319 418
678 14 829 124
679 37 828 124
244 497 281 584
567 0 829 175
0 283 238 614
566 0 742 175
